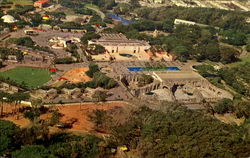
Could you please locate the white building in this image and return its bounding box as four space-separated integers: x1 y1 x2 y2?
89 33 151 54
1 15 18 23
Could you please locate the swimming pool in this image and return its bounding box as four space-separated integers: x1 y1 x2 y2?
127 67 181 72
120 53 133 57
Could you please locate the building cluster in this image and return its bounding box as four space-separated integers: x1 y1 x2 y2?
49 37 81 49
88 33 173 61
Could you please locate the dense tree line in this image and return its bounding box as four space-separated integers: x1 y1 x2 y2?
0 120 110 158
109 104 250 158
135 6 250 33
103 24 240 62
194 63 250 98
7 37 53 54
55 64 117 90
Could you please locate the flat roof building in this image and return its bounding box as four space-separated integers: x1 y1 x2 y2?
89 33 151 54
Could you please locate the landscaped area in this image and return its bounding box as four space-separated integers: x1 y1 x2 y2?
0 67 51 89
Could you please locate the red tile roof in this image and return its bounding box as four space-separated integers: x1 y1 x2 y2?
35 0 48 4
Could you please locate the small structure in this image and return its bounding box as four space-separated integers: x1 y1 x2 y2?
49 37 80 49
1 15 18 23
7 55 18 63
34 0 49 8
24 30 39 36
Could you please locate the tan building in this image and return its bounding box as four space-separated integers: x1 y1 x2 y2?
89 33 151 54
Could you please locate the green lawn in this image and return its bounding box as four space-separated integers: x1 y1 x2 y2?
0 67 51 89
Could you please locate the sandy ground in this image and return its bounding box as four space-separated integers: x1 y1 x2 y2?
1 103 30 128
61 67 92 83
53 102 126 133
214 113 244 125
1 102 127 134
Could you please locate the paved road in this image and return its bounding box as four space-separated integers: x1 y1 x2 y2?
86 6 105 19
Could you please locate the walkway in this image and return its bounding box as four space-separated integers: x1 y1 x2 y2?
86 6 105 19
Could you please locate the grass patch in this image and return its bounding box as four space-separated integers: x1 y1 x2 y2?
0 67 51 89
7 0 33 4
85 4 99 9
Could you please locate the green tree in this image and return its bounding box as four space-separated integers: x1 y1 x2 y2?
220 46 239 63
81 32 101 44
12 145 54 158
213 98 234 114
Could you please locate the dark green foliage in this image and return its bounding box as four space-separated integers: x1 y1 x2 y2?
86 63 100 78
234 101 250 119
7 38 53 54
0 120 19 138
49 110 60 126
81 32 101 44
138 74 154 87
92 90 108 102
135 7 249 32
221 30 247 46
88 109 112 131
8 37 34 48
89 15 106 27
12 145 54 158
213 98 234 114
54 57 74 64
7 5 34 15
219 62 250 97
110 105 250 157
0 47 23 61
0 120 19 156
246 43 250 52
74 8 93 15
59 22 95 31
87 44 106 55
48 134 102 158
220 46 240 63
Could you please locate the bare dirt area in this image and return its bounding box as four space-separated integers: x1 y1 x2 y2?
214 113 244 125
44 102 129 134
0 103 30 128
61 67 92 83
1 101 130 135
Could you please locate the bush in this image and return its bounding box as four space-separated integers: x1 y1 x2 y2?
86 63 99 78
49 110 60 126
54 57 74 64
213 98 234 114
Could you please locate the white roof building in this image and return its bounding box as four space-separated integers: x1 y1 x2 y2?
1 15 18 23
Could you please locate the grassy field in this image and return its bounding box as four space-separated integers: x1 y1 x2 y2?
0 67 51 89
6 0 33 4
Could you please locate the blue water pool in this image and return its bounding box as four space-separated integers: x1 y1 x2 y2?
107 13 134 25
127 67 181 72
120 53 133 57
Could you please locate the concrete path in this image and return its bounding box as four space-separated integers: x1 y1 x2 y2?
86 6 105 19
